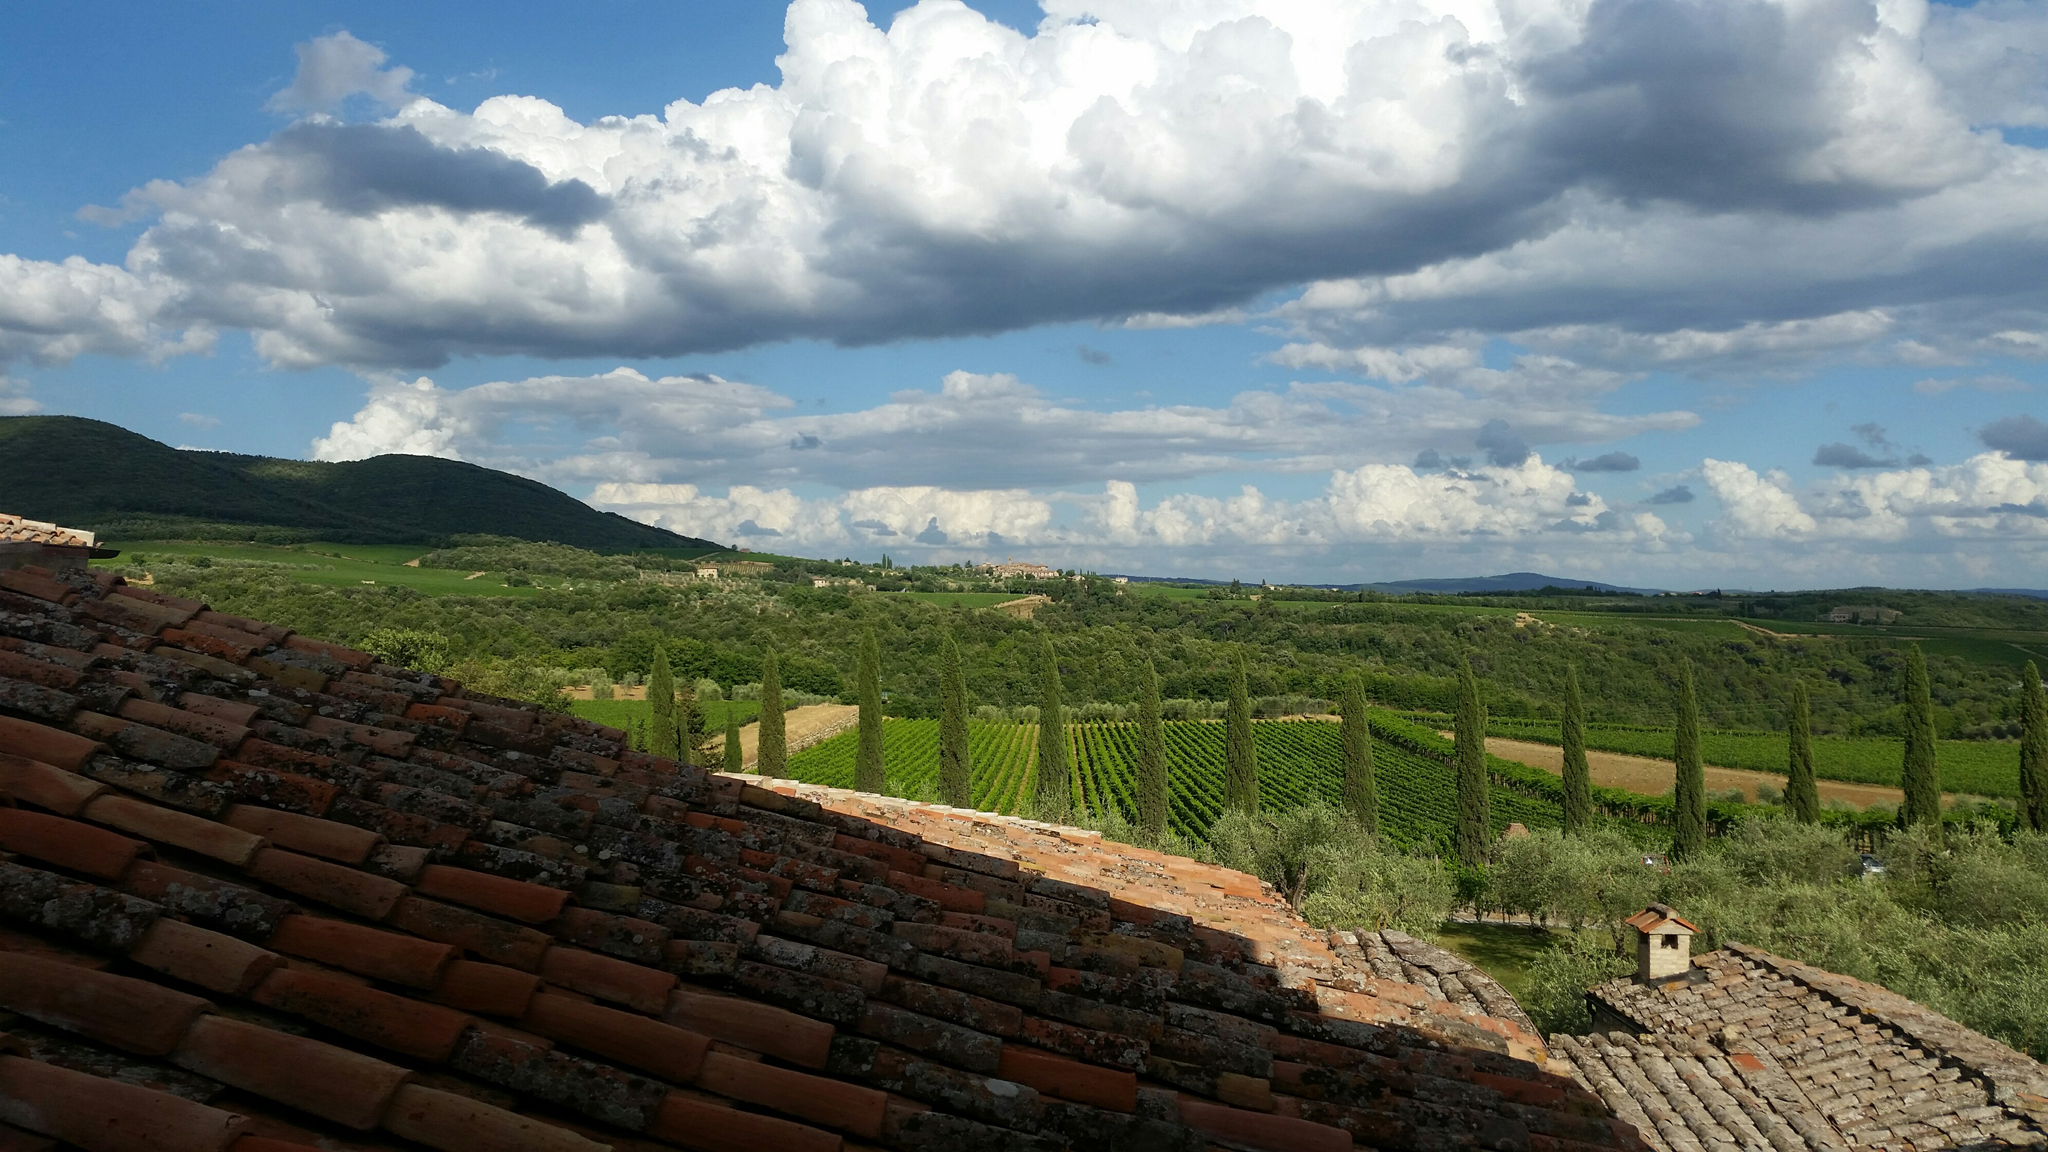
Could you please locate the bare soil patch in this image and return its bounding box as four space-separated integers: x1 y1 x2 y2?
713 704 858 769
1480 736 1911 809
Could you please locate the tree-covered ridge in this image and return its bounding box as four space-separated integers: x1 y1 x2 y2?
0 415 710 549
117 544 2048 744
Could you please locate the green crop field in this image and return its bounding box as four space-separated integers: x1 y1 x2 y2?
568 699 758 733
786 717 1565 848
1532 612 1754 639
1481 716 2022 798
101 540 562 598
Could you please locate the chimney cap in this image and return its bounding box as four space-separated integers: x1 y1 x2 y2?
1625 904 1699 934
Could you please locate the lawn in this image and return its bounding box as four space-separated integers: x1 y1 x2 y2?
99 540 556 598
1432 921 1553 1004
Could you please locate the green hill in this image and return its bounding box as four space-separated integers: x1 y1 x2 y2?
0 415 715 551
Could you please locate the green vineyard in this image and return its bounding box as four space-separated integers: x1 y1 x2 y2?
786 718 1564 849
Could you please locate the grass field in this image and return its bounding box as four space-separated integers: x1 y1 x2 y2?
1737 619 2048 666
1478 715 2023 798
1433 922 1552 1003
100 540 557 597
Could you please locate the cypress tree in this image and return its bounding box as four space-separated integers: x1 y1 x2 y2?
757 650 786 778
1785 680 1821 823
1900 645 1941 830
1136 656 1167 836
678 678 712 768
1035 634 1070 821
855 628 885 793
1339 673 1377 836
2022 661 2048 834
1454 661 1490 867
647 648 678 761
1560 665 1592 835
723 707 744 773
1225 651 1259 815
1671 661 1706 861
938 629 971 808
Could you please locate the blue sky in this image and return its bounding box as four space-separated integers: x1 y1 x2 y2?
4 0 2047 588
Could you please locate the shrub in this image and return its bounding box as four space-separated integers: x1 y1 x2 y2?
1524 930 1635 1036
361 627 451 675
1206 800 1458 935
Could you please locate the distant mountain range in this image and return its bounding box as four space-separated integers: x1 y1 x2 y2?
1337 572 1669 595
1116 571 1668 594
0 416 714 552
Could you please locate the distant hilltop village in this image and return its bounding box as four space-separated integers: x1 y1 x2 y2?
978 560 1127 584
979 560 1059 579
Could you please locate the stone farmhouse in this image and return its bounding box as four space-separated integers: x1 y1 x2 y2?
1824 606 1903 624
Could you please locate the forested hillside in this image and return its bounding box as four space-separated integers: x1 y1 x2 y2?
0 415 711 550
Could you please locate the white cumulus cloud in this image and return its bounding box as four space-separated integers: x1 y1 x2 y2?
4 0 2038 372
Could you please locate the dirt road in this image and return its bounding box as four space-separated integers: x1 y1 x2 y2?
1480 736 1910 808
710 704 858 770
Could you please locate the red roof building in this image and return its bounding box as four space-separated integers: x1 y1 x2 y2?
0 514 116 573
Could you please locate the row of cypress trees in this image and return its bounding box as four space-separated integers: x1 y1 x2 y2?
654 634 2048 854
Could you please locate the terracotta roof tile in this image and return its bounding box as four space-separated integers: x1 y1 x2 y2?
128 917 283 995
0 516 95 550
667 988 836 1069
172 1014 413 1131
223 1137 323 1152
380 1083 608 1152
386 895 556 972
0 950 211 1056
414 863 570 923
249 967 472 1062
698 1048 889 1138
266 914 456 989
0 1053 245 1152
0 714 102 769
221 804 379 862
645 1086 844 1152
0 806 149 879
538 946 677 1014
120 860 295 940
243 848 407 919
430 957 543 1017
84 793 266 864
1 754 105 821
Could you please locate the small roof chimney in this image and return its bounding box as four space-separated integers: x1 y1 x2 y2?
1626 904 1698 984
